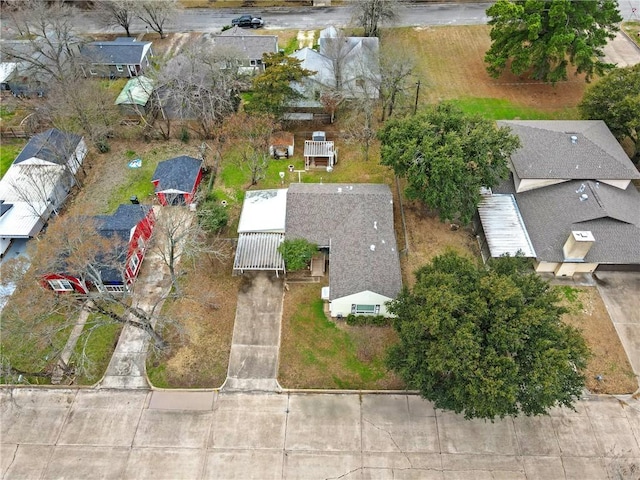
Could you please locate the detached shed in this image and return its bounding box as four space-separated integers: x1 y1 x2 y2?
152 156 203 206
269 132 294 159
115 76 154 115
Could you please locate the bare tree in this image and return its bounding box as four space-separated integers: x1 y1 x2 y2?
99 0 138 37
151 206 228 294
352 0 398 37
379 42 416 121
222 112 279 186
0 0 82 86
0 214 176 383
320 29 353 91
154 42 243 139
40 77 120 151
137 0 179 39
320 90 343 123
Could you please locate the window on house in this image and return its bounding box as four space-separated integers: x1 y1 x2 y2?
116 65 124 72
89 68 97 76
351 304 380 314
104 285 126 293
48 279 74 291
129 254 140 273
250 59 257 66
137 236 145 251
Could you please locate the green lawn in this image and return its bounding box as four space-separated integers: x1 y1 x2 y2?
451 97 580 120
278 284 403 390
72 320 122 385
0 139 26 179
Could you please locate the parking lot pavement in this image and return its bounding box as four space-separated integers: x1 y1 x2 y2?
2 388 639 479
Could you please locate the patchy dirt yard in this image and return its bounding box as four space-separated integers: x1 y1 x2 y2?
406 25 588 111
147 252 240 389
561 287 638 394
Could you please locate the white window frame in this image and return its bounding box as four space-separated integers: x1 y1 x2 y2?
104 285 126 293
48 279 74 291
129 253 140 273
351 304 380 315
116 64 124 72
250 59 257 66
89 68 97 76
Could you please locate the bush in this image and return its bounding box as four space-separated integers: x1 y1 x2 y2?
197 199 228 233
95 138 110 153
180 127 190 143
278 238 317 272
345 314 390 327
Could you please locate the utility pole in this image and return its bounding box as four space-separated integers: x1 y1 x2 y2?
414 80 421 115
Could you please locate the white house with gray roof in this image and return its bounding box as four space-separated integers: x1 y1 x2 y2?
233 184 402 317
476 120 640 276
290 26 380 108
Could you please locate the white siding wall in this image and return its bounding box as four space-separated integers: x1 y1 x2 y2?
329 290 394 318
535 261 599 276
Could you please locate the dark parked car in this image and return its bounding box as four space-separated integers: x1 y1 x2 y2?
231 14 265 28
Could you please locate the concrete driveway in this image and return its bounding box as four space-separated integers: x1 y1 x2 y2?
1 388 639 479
595 272 640 390
222 272 284 392
602 31 640 67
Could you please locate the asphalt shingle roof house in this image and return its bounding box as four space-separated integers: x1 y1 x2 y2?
79 38 153 78
476 120 640 276
152 156 203 206
234 183 402 317
43 204 155 294
0 129 87 256
203 28 279 74
290 26 380 108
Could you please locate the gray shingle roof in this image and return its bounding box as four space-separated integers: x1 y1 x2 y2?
494 176 640 264
207 31 278 60
152 156 202 194
286 183 402 300
79 39 152 65
14 128 82 165
498 120 640 180
95 204 151 242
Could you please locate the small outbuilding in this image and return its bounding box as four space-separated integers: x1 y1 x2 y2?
152 156 203 206
115 76 155 116
269 132 294 159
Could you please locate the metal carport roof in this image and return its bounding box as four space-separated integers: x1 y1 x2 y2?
477 194 536 258
233 232 285 276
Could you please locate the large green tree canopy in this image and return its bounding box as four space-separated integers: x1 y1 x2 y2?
386 252 590 420
485 0 622 83
246 52 315 118
580 64 640 164
378 103 520 223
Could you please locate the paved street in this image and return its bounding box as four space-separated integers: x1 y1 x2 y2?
1 388 639 479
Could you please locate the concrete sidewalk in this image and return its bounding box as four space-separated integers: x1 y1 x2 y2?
100 206 190 389
1 388 639 479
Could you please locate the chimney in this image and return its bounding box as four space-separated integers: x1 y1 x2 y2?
563 231 594 261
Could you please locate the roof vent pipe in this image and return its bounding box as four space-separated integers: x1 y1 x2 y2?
570 135 578 144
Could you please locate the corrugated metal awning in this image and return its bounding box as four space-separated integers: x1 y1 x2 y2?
477 194 536 258
233 232 286 274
